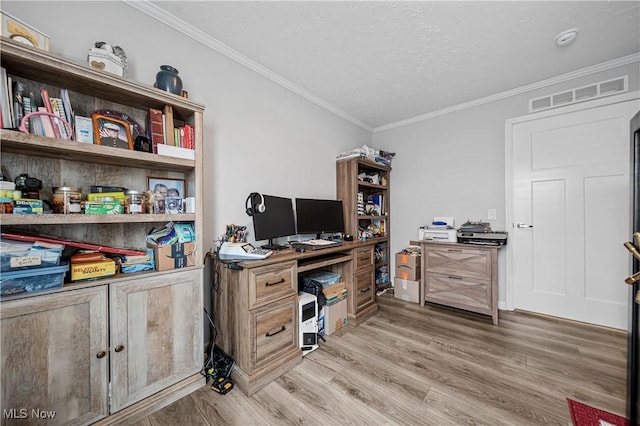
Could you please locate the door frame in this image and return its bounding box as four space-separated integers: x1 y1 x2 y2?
504 90 640 312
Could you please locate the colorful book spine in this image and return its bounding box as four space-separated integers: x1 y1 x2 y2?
40 88 61 138
147 107 164 154
50 97 69 139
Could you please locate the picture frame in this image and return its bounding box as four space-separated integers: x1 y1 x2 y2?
92 113 133 150
147 177 186 214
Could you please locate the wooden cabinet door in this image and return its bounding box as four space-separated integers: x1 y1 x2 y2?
1 286 109 426
109 269 203 412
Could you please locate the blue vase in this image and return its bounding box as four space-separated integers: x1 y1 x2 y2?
155 65 183 95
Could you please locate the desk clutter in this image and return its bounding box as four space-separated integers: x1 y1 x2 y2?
301 270 348 337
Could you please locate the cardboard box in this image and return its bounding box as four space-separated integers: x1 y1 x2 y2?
324 298 347 335
150 242 196 271
394 278 421 304
323 281 347 302
84 201 123 215
395 253 421 280
1 12 50 51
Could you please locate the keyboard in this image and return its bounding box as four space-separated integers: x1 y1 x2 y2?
305 239 337 246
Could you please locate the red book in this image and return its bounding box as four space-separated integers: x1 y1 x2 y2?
40 89 61 138
184 123 195 150
147 108 165 154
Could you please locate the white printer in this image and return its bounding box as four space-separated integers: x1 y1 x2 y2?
418 217 457 242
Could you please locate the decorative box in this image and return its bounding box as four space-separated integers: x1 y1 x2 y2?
1 12 50 51
87 47 125 77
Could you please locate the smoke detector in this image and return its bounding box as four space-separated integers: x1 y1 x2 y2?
555 28 579 46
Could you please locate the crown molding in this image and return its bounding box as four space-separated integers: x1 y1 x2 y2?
373 52 640 133
122 0 373 132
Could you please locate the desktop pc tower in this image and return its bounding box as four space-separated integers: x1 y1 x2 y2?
298 291 318 355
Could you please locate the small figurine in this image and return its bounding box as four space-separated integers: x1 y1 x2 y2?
144 190 155 214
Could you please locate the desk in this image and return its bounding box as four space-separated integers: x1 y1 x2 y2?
214 240 379 395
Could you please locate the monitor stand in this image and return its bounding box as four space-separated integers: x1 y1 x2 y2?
261 239 287 251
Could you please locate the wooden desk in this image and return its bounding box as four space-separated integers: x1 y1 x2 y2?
214 240 379 395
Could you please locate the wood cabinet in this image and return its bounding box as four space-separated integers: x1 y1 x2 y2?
418 242 499 324
351 245 377 325
337 159 391 289
0 38 205 423
1 286 108 425
215 259 300 396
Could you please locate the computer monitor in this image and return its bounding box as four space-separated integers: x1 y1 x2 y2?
251 194 296 250
295 198 345 239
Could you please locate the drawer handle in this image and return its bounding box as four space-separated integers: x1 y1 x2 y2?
266 325 286 337
265 278 285 287
96 351 106 359
447 249 462 252
360 287 371 293
114 344 125 353
448 275 464 280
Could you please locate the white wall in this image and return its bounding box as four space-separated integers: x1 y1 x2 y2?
2 1 371 253
373 62 640 308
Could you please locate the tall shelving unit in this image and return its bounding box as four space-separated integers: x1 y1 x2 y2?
337 157 391 324
0 38 205 423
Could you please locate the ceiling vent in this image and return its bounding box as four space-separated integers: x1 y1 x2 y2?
529 76 628 113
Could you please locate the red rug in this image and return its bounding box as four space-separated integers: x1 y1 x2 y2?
567 399 629 426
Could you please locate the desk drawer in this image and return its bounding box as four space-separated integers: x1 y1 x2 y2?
354 246 374 271
425 247 491 280
252 295 297 372
249 261 296 309
354 269 375 311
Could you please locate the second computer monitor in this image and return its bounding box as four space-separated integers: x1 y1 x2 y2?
295 198 345 239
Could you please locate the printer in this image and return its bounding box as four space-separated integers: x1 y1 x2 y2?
418 217 457 242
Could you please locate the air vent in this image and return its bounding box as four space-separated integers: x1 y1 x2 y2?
529 76 628 113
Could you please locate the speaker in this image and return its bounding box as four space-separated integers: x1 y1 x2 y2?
245 192 265 216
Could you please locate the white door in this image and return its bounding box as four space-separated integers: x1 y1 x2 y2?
509 96 639 330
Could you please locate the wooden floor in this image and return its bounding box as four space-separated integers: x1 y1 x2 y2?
134 294 628 425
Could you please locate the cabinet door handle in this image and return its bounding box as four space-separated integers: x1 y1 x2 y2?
360 287 371 293
114 344 125 353
266 325 286 337
265 278 285 287
96 351 106 359
448 275 464 280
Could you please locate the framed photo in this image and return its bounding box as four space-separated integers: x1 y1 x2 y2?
92 113 133 150
147 176 185 214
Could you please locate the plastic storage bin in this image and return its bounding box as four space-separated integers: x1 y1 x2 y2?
1 264 68 296
0 240 63 272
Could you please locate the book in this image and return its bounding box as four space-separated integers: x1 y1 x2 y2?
0 67 12 128
74 115 93 143
174 127 179 147
37 106 56 137
163 104 174 148
50 97 69 139
184 123 194 149
60 88 73 124
147 107 164 154
40 88 60 138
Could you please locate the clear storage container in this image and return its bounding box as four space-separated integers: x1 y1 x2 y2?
1 264 68 296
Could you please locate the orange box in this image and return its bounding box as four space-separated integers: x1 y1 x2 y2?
395 253 421 280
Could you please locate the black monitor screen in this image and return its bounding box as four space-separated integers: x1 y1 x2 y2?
251 194 296 249
295 198 345 237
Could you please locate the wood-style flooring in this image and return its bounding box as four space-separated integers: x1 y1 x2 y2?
134 293 628 425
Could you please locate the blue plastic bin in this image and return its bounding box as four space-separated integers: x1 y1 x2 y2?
1 264 68 296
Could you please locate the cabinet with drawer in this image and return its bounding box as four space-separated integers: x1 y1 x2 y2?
214 260 300 395
349 244 377 325
419 242 499 324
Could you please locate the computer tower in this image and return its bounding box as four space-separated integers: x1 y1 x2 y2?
298 291 318 355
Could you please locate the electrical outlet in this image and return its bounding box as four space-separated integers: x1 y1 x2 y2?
488 209 497 221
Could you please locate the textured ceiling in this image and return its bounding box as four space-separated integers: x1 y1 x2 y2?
142 1 640 130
